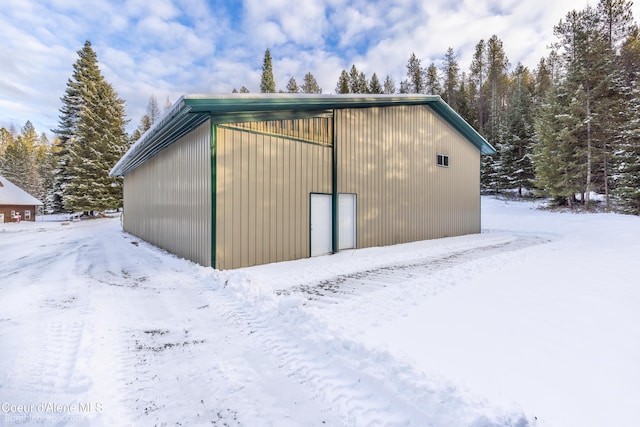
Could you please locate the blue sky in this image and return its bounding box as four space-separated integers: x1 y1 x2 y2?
1 0 637 137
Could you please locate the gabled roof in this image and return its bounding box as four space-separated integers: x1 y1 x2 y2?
111 94 495 177
0 175 43 206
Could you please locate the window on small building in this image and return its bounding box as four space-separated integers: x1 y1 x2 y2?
11 210 16 218
25 210 31 220
437 154 449 167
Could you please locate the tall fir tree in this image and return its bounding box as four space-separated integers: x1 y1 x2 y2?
286 77 300 93
369 73 383 94
614 24 640 213
405 52 424 93
301 72 322 93
497 64 536 195
348 65 362 93
336 70 350 94
53 41 103 212
383 74 396 94
54 40 129 213
260 48 276 93
425 63 441 95
470 39 487 134
442 47 460 109
147 95 160 125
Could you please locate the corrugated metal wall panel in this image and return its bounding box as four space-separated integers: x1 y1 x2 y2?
336 105 480 249
216 126 332 269
123 120 212 266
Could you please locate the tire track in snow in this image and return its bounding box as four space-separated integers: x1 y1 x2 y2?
280 235 551 306
209 283 522 426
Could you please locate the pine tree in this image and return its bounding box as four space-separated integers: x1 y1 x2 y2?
470 39 487 134
336 70 350 94
405 52 424 93
425 63 441 95
260 48 276 93
240 86 250 93
614 25 640 213
53 40 103 212
301 72 322 93
369 73 383 94
130 114 152 143
55 40 129 213
0 128 31 191
286 77 300 93
357 71 368 93
498 64 536 195
383 75 396 94
65 77 129 212
456 74 474 124
442 47 460 108
532 81 585 205
0 127 13 158
147 95 160 125
348 65 361 93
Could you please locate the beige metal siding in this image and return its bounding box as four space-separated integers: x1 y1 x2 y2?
216 126 332 269
123 120 211 266
336 105 480 249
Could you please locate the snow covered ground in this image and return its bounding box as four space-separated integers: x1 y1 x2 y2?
1 197 639 426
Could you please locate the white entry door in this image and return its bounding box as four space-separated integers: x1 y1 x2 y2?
310 194 333 257
0 213 4 223
338 193 356 250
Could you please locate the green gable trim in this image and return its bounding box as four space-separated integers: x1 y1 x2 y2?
110 94 495 177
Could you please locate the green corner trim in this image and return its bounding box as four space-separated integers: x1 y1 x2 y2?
210 118 217 269
331 109 338 254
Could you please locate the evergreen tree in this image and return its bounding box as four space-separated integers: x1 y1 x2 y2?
301 72 322 93
470 39 487 134
614 25 640 213
425 63 441 95
554 7 618 209
65 76 129 212
130 114 152 143
260 48 276 93
357 71 368 93
498 64 536 195
240 86 250 93
369 73 383 94
53 40 102 212
38 136 60 213
286 77 300 93
348 65 361 93
442 47 460 108
598 0 634 49
383 74 396 94
54 40 129 213
232 88 239 93
0 127 31 191
0 127 14 158
147 95 160 125
405 52 424 93
532 81 585 205
336 70 350 94
456 74 474 124
486 35 510 142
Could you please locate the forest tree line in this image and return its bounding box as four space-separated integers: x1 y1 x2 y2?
1 0 639 215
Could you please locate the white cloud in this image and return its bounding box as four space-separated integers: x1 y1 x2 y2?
2 0 640 135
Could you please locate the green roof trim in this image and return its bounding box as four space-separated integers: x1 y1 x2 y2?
110 94 495 177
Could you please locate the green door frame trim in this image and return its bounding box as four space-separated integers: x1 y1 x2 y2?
331 109 338 254
210 117 217 269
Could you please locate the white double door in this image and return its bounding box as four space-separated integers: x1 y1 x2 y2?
310 193 356 257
